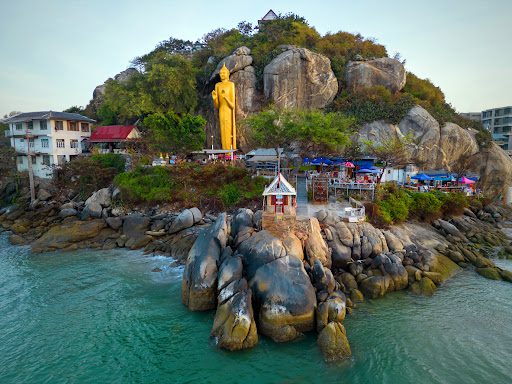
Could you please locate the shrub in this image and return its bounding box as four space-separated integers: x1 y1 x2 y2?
90 153 126 173
372 183 411 226
409 192 443 222
54 156 122 199
440 192 469 216
114 166 173 202
332 87 416 125
218 183 242 208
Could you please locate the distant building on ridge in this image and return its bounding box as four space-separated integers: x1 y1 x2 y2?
258 9 278 28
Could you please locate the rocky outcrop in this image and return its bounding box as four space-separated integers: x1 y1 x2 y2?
345 57 406 93
123 214 151 249
92 68 138 100
211 253 258 350
356 106 512 197
182 213 228 311
317 322 351 362
263 47 338 109
31 219 106 253
250 255 316 342
471 143 512 199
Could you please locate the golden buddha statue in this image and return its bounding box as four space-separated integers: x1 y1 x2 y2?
212 64 236 150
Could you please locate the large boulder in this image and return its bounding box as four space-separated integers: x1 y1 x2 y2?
123 214 151 249
439 123 479 170
85 188 112 208
231 208 254 238
182 214 228 311
32 219 106 253
357 121 401 147
168 209 195 234
210 46 253 80
211 283 258 351
471 143 512 199
304 218 331 268
250 255 317 342
238 230 287 280
398 106 441 166
317 322 352 362
345 57 406 94
263 47 338 109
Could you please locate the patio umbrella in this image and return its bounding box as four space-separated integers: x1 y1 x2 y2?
357 168 374 174
310 157 323 165
323 158 334 166
343 162 355 168
459 177 475 184
411 173 434 181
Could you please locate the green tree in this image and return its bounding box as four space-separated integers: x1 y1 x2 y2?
143 112 206 156
246 107 354 156
63 105 85 114
363 136 412 183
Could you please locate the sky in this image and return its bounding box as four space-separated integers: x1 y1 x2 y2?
1 0 511 116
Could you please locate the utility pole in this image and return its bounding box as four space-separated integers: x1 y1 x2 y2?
26 122 35 204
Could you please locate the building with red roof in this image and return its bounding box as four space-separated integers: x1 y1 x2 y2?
89 125 141 154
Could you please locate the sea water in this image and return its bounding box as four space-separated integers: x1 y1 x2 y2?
0 233 511 384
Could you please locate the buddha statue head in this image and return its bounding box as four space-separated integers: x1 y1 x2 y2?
219 63 230 81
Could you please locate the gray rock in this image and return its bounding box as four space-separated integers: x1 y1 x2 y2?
263 47 338 109
250 255 316 342
37 188 52 201
59 208 77 218
346 57 406 93
304 217 331 268
168 209 195 234
85 188 112 208
238 230 287 280
218 255 243 291
231 208 254 237
182 214 228 311
106 216 123 230
189 207 202 224
82 202 103 219
211 285 258 351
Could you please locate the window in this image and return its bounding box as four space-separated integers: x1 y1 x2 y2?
505 107 512 115
29 139 34 148
57 155 66 165
68 121 78 131
15 123 22 130
42 155 51 166
40 120 47 130
70 139 78 148
18 156 24 164
503 144 509 150
31 156 36 165
55 121 64 130
28 121 33 130
81 123 89 132
41 138 49 148
20 138 25 143
56 139 65 148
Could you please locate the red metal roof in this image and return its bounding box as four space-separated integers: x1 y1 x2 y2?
89 125 137 142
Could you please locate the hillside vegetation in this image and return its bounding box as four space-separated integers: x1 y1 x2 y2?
86 13 481 151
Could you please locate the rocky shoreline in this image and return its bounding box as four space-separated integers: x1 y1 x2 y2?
1 186 512 361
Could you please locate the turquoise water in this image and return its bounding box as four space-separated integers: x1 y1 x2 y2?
1 232 511 384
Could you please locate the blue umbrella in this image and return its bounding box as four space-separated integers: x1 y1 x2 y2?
357 168 374 174
310 157 323 165
323 158 334 166
303 157 310 164
412 173 434 181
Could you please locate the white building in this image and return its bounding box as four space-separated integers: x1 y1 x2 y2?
4 111 95 178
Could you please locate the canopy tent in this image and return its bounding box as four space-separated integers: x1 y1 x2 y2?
310 157 333 166
357 168 376 174
412 173 434 181
459 177 476 184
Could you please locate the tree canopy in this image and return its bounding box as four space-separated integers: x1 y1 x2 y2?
142 112 206 156
246 107 355 156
